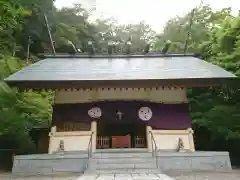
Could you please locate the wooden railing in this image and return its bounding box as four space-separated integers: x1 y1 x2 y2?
149 131 158 168
134 136 145 148
97 136 110 149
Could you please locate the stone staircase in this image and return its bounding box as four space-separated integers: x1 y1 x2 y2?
86 148 161 174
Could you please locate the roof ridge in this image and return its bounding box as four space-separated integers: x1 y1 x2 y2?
38 53 199 59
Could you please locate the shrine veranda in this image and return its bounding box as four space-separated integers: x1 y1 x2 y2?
5 54 236 175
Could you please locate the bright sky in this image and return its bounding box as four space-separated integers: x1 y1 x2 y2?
55 0 239 32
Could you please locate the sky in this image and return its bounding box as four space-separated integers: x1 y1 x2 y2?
55 0 239 32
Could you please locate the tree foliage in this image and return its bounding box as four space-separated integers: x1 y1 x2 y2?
0 1 53 155
0 0 31 53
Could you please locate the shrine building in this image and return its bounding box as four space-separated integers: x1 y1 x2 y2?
5 53 236 174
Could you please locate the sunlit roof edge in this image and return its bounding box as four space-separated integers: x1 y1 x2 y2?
37 53 199 59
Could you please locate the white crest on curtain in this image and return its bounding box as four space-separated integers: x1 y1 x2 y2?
88 107 102 118
138 107 152 121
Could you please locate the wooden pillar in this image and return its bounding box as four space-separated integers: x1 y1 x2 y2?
48 126 57 154
146 126 152 152
188 128 195 152
91 121 97 153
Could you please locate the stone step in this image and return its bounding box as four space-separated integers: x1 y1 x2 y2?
95 148 148 153
87 168 163 174
78 172 174 180
90 157 156 164
76 174 98 180
88 162 157 169
92 152 152 158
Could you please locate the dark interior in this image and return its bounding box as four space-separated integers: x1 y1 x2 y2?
97 120 146 148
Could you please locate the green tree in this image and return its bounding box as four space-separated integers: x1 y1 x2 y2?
0 0 31 53
0 1 53 157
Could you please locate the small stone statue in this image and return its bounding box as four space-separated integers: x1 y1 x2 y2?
49 126 56 136
58 140 65 152
177 138 184 152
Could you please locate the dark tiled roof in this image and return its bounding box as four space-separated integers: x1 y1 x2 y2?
4 55 236 88
32 121 50 129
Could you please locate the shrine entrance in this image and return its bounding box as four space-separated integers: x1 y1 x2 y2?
97 121 146 149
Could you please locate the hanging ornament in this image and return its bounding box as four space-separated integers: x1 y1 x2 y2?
88 107 102 118
116 110 124 120
138 107 152 121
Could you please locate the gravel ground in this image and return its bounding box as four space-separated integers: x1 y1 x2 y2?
0 174 79 180
0 170 240 180
168 170 240 180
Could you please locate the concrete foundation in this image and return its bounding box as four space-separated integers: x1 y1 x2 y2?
158 151 232 171
12 152 88 175
12 150 232 175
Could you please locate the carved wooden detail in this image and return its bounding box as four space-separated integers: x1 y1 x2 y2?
58 122 91 132
55 87 188 104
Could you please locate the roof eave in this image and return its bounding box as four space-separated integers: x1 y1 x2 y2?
4 77 238 90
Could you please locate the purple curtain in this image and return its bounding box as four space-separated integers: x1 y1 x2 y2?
52 101 191 130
